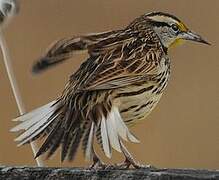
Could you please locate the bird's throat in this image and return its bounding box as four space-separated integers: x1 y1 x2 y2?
169 38 185 49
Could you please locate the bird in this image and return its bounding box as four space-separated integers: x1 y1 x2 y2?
11 11 210 168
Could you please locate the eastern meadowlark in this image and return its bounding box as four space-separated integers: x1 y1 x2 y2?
11 12 209 168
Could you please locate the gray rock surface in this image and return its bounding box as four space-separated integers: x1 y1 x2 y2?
0 166 218 180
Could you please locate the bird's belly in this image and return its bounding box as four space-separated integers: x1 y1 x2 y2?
114 84 163 125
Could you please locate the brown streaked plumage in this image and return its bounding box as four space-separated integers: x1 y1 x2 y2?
11 12 209 168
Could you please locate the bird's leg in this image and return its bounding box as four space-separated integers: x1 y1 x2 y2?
116 142 153 169
119 142 141 169
89 147 106 169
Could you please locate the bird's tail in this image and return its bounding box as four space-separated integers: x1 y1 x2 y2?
11 99 86 162
10 100 59 147
11 98 140 162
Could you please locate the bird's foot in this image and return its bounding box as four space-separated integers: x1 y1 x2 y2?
104 158 154 170
89 160 154 170
124 158 154 169
106 159 131 169
89 159 107 170
117 157 155 169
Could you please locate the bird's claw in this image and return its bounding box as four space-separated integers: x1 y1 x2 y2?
88 160 107 170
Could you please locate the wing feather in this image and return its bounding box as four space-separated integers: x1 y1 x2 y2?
73 31 163 91
32 30 123 74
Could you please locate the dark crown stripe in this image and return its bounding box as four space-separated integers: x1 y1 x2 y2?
149 21 171 28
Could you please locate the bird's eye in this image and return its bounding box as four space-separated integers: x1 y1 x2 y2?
171 24 179 32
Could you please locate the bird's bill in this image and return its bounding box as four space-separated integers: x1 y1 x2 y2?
180 31 210 45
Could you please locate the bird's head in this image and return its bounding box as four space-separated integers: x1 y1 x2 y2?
145 12 210 49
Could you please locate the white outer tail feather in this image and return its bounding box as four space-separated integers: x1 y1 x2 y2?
100 106 140 158
10 101 57 146
85 122 94 161
101 115 111 158
12 101 56 122
106 110 122 152
112 106 139 143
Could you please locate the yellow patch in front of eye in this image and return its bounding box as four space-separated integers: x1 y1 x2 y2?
169 38 185 49
178 21 188 31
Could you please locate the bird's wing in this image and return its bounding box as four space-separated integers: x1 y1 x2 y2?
32 30 122 74
70 28 165 91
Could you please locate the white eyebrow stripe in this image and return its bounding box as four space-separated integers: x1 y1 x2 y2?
147 15 179 25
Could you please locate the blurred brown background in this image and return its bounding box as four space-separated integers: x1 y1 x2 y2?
0 0 218 169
